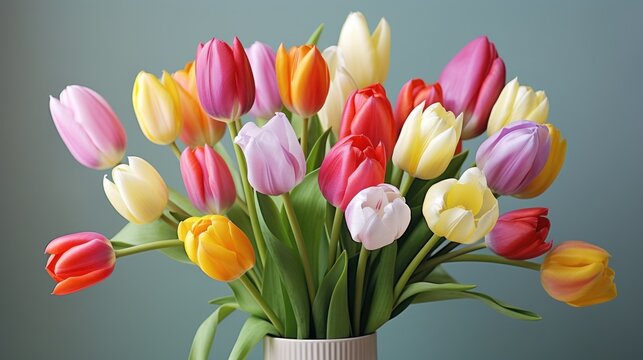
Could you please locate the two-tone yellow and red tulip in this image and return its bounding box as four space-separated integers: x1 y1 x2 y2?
540 241 617 307
276 44 330 118
132 71 183 145
394 78 443 131
178 215 255 282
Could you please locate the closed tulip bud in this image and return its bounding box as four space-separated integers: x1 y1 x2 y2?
49 85 127 170
345 184 411 250
439 36 506 139
195 37 255 122
476 121 551 195
276 44 330 118
178 215 255 282
103 157 169 224
393 103 463 180
394 79 443 131
515 124 567 198
339 84 396 158
485 207 552 260
423 168 498 244
245 41 282 119
132 71 183 145
319 135 386 210
180 146 236 214
173 61 198 99
318 46 358 134
487 78 549 135
337 12 390 88
540 241 617 307
234 113 305 195
45 232 115 295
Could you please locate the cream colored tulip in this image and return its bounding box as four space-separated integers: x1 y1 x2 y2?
487 77 549 135
103 157 168 224
132 71 183 145
318 46 358 134
392 102 463 180
337 12 390 88
423 168 498 244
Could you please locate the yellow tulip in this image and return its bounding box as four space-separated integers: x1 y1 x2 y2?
178 215 255 282
392 102 462 180
423 168 498 244
132 71 183 145
515 124 566 198
540 240 617 307
487 77 549 135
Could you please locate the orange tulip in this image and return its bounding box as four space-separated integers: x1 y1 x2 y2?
276 44 330 118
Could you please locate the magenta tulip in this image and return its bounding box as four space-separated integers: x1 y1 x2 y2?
234 112 305 195
195 37 255 122
246 42 282 119
476 121 551 195
438 36 506 139
486 207 552 260
49 85 127 170
180 146 236 214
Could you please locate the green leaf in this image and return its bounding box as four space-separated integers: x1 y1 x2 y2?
255 193 289 243
306 128 331 173
306 23 324 45
228 316 278 360
109 240 133 250
229 280 264 318
413 290 542 321
425 265 458 284
262 253 297 338
312 251 346 338
326 251 351 339
407 151 469 207
364 243 397 334
188 303 238 360
111 218 190 264
307 114 324 149
395 221 431 279
208 295 236 305
226 203 256 253
169 187 203 217
395 282 476 308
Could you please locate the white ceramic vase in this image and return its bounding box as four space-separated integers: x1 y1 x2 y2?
263 333 378 360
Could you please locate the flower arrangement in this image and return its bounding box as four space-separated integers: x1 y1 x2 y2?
45 11 617 359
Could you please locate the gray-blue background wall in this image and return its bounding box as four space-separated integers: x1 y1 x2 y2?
1 0 640 359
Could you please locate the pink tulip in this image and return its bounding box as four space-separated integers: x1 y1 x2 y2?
180 146 236 214
195 37 255 122
246 42 282 119
45 232 115 295
49 85 127 170
485 207 552 260
438 36 506 139
234 112 305 195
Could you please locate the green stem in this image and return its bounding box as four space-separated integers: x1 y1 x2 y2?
235 195 249 215
167 199 191 218
239 274 284 335
352 246 369 336
415 243 486 278
394 233 441 300
399 172 414 196
160 213 179 228
114 239 183 258
281 192 317 303
327 207 344 269
443 254 541 271
301 117 309 156
169 142 182 159
228 122 267 265
390 166 403 188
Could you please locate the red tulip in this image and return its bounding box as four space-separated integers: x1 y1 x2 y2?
339 84 396 158
319 135 386 210
394 79 443 130
485 207 552 260
45 232 115 295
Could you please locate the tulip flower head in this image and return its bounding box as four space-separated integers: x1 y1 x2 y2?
178 215 255 282
234 112 306 195
394 78 443 131
195 37 255 122
103 157 169 224
339 83 396 158
49 85 127 170
276 44 330 118
245 41 282 119
45 232 115 295
180 146 236 214
345 184 411 250
485 207 552 260
132 71 183 145
318 46 359 134
393 102 463 180
319 135 387 210
439 36 506 139
173 61 198 98
337 12 390 88
487 77 549 135
423 167 499 244
540 241 617 307
476 120 551 195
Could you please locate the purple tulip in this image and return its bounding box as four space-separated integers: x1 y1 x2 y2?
49 85 127 170
438 36 506 139
476 121 551 195
234 112 305 195
246 42 282 119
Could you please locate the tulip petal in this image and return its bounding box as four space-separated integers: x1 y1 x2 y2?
52 267 114 296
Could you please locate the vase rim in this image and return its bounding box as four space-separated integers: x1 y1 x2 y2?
265 332 376 343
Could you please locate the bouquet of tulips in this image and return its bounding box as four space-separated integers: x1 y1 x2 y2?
45 12 617 359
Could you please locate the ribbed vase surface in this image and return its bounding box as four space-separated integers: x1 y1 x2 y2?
264 333 377 360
